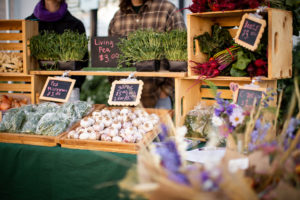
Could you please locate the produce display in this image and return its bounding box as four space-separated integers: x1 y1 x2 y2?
67 107 160 143
0 52 23 73
0 95 28 111
0 101 92 136
192 24 268 78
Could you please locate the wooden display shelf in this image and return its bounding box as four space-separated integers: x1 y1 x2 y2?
174 78 277 126
59 107 172 154
0 20 38 75
187 8 293 79
30 70 187 78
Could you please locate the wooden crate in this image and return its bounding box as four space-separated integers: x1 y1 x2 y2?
187 8 293 79
0 75 36 104
59 107 172 154
0 20 38 75
0 104 103 147
174 78 277 126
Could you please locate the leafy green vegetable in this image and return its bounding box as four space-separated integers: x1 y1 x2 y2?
162 30 187 61
29 30 88 62
231 51 252 70
194 24 233 58
230 67 248 77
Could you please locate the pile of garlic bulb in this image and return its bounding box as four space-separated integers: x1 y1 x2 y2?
67 107 160 143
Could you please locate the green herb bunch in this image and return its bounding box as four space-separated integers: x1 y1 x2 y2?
117 29 162 67
117 29 187 68
194 24 233 58
29 30 88 61
162 30 187 61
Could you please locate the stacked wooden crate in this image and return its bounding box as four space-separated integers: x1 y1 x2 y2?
0 20 38 104
175 8 293 126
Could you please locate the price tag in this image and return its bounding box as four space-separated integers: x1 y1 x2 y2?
235 13 266 51
233 85 266 109
108 80 143 106
39 77 75 103
91 36 121 68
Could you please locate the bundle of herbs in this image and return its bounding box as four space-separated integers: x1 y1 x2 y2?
117 29 162 68
29 30 88 62
194 24 233 58
162 30 187 62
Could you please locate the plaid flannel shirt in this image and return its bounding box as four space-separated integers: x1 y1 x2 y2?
108 0 186 36
108 0 185 108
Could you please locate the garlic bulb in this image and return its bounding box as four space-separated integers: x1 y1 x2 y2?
79 132 90 140
112 136 123 143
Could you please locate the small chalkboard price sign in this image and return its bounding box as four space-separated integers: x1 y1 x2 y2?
233 86 266 109
40 77 75 103
91 36 121 68
108 80 144 106
235 14 266 51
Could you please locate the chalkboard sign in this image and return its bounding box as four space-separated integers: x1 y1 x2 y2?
235 14 266 51
91 36 121 68
40 77 75 103
233 86 266 109
108 80 144 106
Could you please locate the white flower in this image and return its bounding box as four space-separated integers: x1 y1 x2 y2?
212 115 223 127
229 108 245 127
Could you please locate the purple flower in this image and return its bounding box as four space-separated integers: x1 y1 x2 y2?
199 170 221 191
283 118 300 150
158 124 168 141
226 104 235 115
168 172 190 185
155 141 182 172
214 105 225 117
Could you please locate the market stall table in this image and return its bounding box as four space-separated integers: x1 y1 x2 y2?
0 143 136 200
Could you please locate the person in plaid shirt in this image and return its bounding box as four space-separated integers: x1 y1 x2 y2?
108 0 186 109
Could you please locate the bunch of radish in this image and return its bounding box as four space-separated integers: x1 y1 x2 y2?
191 45 240 78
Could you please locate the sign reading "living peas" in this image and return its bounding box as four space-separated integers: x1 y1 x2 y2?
91 36 121 68
40 77 75 103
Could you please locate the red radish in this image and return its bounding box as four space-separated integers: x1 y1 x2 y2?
256 68 266 76
254 59 267 68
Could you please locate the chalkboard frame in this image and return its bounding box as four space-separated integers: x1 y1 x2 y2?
233 85 266 109
108 80 144 106
234 13 266 51
39 77 76 103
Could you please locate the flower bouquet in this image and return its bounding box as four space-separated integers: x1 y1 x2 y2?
119 79 300 200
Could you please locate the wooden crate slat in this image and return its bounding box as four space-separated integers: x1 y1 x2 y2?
0 20 22 30
0 33 23 40
0 83 31 92
189 9 256 17
200 88 233 99
0 133 59 147
0 43 23 51
212 16 243 27
0 76 31 82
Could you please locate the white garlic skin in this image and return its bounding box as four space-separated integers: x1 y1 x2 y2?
80 118 92 128
112 136 123 143
79 132 90 140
